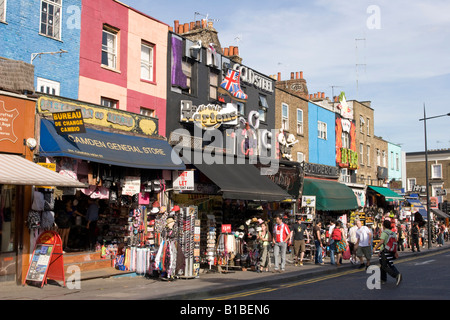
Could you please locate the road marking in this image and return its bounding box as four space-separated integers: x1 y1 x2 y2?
206 248 450 300
414 260 435 266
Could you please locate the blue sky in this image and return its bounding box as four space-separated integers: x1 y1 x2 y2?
124 0 450 153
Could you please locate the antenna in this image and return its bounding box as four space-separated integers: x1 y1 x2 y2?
330 85 343 101
355 38 366 99
194 12 220 23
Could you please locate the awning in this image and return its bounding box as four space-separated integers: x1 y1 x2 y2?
368 186 404 201
406 198 428 218
302 178 358 211
182 151 291 201
0 154 86 187
39 119 185 170
432 208 450 219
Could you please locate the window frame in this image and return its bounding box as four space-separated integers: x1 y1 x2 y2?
102 25 119 70
296 108 303 135
140 41 154 82
39 0 62 40
100 97 118 109
360 143 364 165
281 103 289 131
209 69 219 100
431 164 443 179
407 178 416 191
318 121 327 140
36 77 60 95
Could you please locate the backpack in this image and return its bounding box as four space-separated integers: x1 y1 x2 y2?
383 230 397 253
331 228 342 241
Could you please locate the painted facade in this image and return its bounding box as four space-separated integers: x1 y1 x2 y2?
308 101 336 167
0 0 81 99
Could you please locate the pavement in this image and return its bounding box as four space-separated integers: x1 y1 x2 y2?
0 243 447 300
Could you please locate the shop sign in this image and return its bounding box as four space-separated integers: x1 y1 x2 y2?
302 196 316 208
52 109 86 135
173 170 194 191
122 176 141 196
221 224 232 233
303 162 339 178
38 96 158 136
430 197 438 209
0 100 19 143
180 100 238 130
255 164 301 198
36 163 56 189
232 64 274 93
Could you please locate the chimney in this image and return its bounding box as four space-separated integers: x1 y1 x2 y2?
233 47 239 56
314 93 317 98
196 21 201 29
190 22 195 31
223 47 229 56
277 72 281 81
174 20 179 33
229 46 235 56
184 23 189 32
300 71 303 79
291 72 295 80
178 25 184 33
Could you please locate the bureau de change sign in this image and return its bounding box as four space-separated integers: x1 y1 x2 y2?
52 109 86 135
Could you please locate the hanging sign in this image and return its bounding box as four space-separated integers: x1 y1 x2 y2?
23 231 65 288
173 170 194 191
302 196 316 208
52 109 86 135
122 176 141 196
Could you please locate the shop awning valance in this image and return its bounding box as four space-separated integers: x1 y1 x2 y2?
368 186 404 202
182 151 291 201
302 178 358 211
0 154 86 187
432 208 450 219
39 119 185 170
406 198 428 219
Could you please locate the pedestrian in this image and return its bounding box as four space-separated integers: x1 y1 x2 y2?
328 220 336 265
257 222 272 272
332 221 347 266
272 214 291 273
291 216 310 266
437 221 445 247
313 221 324 265
410 221 420 252
354 219 373 269
86 198 99 251
348 222 358 264
373 219 402 286
397 224 405 251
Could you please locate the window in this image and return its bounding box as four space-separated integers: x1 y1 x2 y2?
0 0 6 22
360 143 364 165
140 107 155 117
390 151 394 169
36 77 60 95
209 70 219 100
40 0 62 40
366 118 370 136
258 108 267 122
102 26 118 69
431 164 443 179
342 132 350 149
281 103 289 131
360 116 365 133
366 145 371 167
181 60 193 94
259 95 269 122
340 168 350 183
101 97 118 109
396 153 399 171
318 121 327 140
296 109 303 135
382 150 386 167
236 102 245 116
407 178 416 191
141 42 154 81
297 152 304 163
376 149 381 166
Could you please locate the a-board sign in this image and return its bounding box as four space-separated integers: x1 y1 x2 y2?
24 231 65 288
52 109 86 135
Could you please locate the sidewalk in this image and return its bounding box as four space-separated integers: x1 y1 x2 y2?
0 243 447 300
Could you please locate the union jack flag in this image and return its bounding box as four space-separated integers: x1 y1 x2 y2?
219 69 248 101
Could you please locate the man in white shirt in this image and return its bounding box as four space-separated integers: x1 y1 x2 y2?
348 223 358 264
354 220 373 269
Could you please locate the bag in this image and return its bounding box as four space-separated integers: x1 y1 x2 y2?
383 230 398 253
343 246 351 260
27 210 41 229
331 228 342 241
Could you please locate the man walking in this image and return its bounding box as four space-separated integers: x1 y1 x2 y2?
291 217 310 266
354 219 373 269
272 214 291 273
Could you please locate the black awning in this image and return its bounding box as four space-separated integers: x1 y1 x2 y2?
182 151 291 201
432 208 450 219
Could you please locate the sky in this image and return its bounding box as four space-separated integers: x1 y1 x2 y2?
124 0 450 153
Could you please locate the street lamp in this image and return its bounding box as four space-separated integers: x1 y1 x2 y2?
419 105 450 249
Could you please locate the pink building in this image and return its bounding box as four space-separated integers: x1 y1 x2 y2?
79 0 169 136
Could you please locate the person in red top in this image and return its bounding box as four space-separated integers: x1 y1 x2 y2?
272 214 291 273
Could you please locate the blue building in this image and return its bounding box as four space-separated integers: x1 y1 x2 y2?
388 141 402 182
307 101 336 166
0 0 81 99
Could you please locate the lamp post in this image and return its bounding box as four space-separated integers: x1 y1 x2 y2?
419 105 450 249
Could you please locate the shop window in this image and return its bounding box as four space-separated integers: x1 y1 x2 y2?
0 0 7 23
40 0 62 40
1 186 15 253
102 25 118 70
141 42 154 82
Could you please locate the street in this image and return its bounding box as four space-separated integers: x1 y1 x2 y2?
207 248 450 300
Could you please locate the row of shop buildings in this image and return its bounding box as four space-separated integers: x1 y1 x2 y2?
0 0 447 284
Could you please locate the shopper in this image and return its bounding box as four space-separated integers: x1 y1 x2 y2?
328 220 336 265
291 217 309 266
437 222 445 247
86 198 99 251
332 221 347 266
348 222 358 264
354 219 373 269
397 224 405 251
272 214 291 273
411 222 420 252
257 222 272 272
313 221 324 265
373 219 402 286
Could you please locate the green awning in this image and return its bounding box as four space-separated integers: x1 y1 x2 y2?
368 186 404 202
302 178 358 211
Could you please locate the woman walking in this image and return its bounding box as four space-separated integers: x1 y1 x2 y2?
257 222 272 272
333 221 347 266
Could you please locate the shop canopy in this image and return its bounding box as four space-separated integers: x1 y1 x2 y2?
182 151 291 201
0 154 86 187
39 119 185 170
432 208 450 219
406 198 428 219
301 178 358 211
367 186 404 202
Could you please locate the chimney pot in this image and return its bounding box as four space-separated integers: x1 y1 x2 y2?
296 72 299 79
224 47 229 56
178 25 184 33
234 47 239 56
184 23 189 32
291 72 295 80
277 72 281 81
190 22 195 30
314 93 317 98
229 46 235 55
174 20 179 33
300 71 303 79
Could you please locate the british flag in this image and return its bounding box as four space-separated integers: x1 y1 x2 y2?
219 69 248 102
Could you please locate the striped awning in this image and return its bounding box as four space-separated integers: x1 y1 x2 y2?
0 154 86 187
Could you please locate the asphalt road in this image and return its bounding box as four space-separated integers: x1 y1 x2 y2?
207 248 450 300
